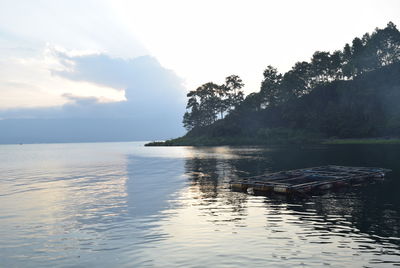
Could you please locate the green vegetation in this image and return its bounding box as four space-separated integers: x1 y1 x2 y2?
146 127 322 146
323 138 400 145
147 22 400 146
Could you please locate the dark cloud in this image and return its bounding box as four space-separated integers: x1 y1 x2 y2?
0 54 186 143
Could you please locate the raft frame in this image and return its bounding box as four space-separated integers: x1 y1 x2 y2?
231 165 391 195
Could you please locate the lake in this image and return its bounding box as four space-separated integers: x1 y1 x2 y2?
0 142 399 267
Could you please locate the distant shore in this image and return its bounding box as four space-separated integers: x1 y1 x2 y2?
145 137 400 146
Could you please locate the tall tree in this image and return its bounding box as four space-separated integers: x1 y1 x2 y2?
351 37 365 76
374 22 400 66
311 51 332 84
342 43 353 79
260 66 282 107
224 75 245 112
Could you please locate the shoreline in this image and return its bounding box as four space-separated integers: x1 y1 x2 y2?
145 137 400 146
322 138 400 145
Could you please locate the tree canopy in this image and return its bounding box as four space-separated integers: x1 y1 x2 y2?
247 22 400 111
183 75 244 130
181 22 400 140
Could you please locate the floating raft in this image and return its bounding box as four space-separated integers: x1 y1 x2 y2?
231 165 391 195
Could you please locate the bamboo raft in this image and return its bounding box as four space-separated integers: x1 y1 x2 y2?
231 165 391 195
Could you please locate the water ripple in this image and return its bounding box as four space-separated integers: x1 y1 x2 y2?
1 142 400 267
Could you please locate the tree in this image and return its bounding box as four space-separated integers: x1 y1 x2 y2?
342 43 353 79
197 82 219 125
224 75 245 112
373 22 400 66
260 66 282 107
311 51 332 84
351 37 365 76
329 50 343 80
182 83 218 130
291 61 313 94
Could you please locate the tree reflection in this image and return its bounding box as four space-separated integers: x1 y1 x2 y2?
183 148 250 225
182 145 400 249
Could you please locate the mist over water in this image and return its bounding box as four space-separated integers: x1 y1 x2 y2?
0 142 399 267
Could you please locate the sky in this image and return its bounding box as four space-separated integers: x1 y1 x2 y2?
0 0 399 142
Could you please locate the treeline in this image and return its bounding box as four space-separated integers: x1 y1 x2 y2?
242 21 400 112
180 22 400 143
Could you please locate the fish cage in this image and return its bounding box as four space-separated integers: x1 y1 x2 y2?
230 165 391 196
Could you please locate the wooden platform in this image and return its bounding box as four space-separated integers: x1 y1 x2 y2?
231 165 391 195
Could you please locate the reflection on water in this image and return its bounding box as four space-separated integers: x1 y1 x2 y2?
0 142 400 267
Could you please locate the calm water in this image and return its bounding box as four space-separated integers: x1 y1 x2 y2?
1 142 400 267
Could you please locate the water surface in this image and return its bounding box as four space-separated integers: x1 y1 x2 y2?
0 142 400 267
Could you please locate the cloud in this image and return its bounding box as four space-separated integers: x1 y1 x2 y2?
0 53 186 142
52 51 184 103
52 52 186 118
0 1 187 142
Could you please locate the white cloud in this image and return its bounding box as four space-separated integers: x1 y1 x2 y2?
0 52 186 117
0 46 126 109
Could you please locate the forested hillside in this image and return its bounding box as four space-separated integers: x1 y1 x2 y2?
148 22 400 146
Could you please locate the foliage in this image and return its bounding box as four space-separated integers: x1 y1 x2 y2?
170 22 400 146
183 75 244 130
238 21 400 113
146 127 321 146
